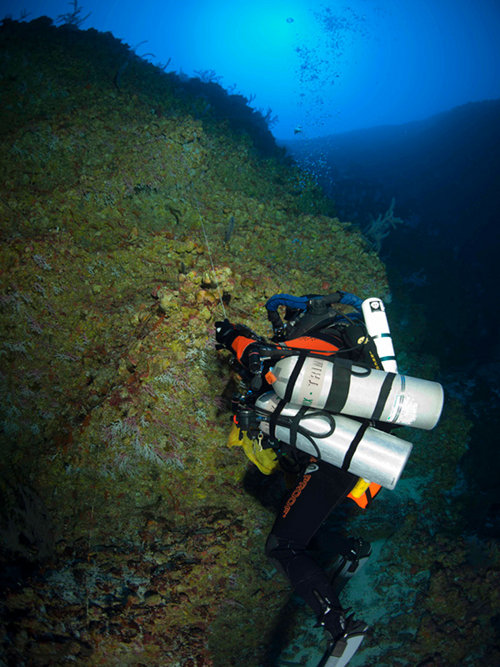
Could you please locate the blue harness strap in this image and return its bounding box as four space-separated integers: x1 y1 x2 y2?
265 294 309 313
265 292 363 315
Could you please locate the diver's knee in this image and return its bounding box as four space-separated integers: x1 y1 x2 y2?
265 532 305 572
265 532 281 559
265 532 295 559
265 533 290 575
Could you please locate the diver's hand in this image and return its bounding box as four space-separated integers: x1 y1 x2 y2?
215 319 236 349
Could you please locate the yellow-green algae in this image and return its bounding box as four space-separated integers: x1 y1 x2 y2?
1 17 498 667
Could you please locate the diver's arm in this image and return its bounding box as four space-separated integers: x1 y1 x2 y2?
215 319 256 362
215 319 285 377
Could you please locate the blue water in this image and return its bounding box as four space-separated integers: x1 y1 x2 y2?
3 0 500 139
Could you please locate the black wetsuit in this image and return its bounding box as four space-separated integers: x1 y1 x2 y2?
265 455 358 635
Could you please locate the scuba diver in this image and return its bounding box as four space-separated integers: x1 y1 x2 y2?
215 291 444 666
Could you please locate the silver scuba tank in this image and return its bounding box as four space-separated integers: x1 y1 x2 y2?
267 354 444 430
256 392 412 490
361 297 398 372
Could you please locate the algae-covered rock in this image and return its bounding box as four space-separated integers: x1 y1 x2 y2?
0 17 388 665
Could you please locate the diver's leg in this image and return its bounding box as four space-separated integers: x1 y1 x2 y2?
265 459 359 639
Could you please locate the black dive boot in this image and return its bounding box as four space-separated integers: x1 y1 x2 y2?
330 536 372 595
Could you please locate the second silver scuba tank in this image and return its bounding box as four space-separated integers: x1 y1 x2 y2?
267 354 444 430
256 392 412 490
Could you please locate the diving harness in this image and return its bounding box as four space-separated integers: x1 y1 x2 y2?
229 292 444 492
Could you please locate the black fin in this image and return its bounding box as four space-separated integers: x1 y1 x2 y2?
317 616 369 667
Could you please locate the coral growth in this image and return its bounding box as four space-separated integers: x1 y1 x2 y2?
364 197 405 252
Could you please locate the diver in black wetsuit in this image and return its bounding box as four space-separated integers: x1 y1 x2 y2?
264 458 370 646
215 291 378 665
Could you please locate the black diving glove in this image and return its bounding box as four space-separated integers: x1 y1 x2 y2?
215 320 261 372
215 319 237 350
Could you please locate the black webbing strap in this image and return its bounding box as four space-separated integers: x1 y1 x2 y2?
283 353 307 402
371 372 396 422
268 398 287 440
288 406 309 449
267 399 324 460
325 357 352 414
341 421 369 472
365 484 382 507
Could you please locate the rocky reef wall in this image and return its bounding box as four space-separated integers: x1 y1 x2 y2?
0 17 388 666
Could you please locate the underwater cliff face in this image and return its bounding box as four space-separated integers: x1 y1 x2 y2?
0 17 498 667
0 17 387 666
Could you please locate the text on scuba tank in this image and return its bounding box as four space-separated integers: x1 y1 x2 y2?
302 358 324 405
